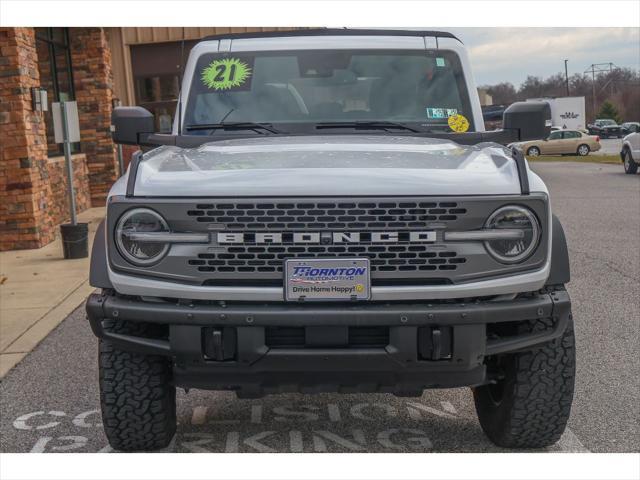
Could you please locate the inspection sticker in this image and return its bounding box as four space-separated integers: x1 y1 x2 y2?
447 114 470 133
201 57 253 91
426 107 458 119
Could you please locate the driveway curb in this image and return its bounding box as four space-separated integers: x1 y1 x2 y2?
0 281 95 379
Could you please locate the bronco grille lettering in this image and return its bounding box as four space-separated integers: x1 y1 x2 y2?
216 231 436 245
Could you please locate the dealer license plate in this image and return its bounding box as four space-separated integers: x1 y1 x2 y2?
285 258 371 301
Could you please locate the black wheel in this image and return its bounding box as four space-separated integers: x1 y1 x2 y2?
99 319 176 451
623 149 638 174
576 144 590 156
526 146 540 157
473 312 575 449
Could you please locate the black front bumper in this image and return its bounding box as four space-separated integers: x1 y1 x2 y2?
86 290 571 397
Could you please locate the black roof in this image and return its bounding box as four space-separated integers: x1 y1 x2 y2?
202 28 461 43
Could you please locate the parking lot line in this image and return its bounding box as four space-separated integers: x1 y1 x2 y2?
557 428 590 453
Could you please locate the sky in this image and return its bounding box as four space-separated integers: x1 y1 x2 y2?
447 28 640 87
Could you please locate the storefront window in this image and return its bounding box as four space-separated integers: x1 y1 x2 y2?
35 28 79 156
131 41 197 133
134 75 180 132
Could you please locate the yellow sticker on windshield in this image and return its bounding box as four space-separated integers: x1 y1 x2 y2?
448 114 470 133
201 58 252 91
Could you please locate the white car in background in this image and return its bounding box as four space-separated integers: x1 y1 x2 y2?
621 132 640 174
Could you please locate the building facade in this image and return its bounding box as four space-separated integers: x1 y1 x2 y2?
1 27 115 250
0 27 302 251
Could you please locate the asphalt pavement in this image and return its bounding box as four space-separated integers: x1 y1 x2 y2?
0 162 638 453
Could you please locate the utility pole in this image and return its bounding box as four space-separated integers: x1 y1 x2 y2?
564 59 570 96
584 63 618 122
589 64 596 120
60 101 77 226
609 62 614 98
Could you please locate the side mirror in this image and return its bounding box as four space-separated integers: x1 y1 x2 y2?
503 101 552 141
111 106 155 145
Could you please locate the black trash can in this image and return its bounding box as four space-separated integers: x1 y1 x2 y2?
60 222 89 259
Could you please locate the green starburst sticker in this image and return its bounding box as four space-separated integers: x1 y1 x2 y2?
201 58 252 91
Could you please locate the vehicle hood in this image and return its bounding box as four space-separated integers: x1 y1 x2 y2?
129 135 524 197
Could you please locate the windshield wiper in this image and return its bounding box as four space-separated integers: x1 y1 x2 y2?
315 121 421 133
185 122 283 134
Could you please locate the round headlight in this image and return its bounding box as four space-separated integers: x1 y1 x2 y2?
116 208 170 266
484 206 540 264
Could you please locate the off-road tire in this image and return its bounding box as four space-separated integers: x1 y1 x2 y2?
99 319 176 451
526 146 540 157
576 144 590 156
473 313 575 449
623 149 638 174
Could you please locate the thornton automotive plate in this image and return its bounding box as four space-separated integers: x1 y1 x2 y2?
285 258 371 301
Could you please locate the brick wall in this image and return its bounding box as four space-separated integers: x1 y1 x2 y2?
121 144 139 171
0 27 107 251
0 27 55 250
46 154 91 227
69 27 118 207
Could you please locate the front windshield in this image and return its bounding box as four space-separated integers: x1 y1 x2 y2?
184 49 474 134
597 119 616 126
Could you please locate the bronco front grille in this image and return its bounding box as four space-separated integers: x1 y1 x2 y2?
107 195 550 287
187 201 467 230
188 245 466 274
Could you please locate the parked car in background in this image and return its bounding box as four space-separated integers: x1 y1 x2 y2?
621 132 640 174
587 119 623 138
551 126 589 134
510 129 601 157
621 122 640 136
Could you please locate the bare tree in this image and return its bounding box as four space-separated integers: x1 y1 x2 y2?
480 82 517 105
482 67 640 122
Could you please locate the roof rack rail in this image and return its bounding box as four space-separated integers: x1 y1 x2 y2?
201 28 461 43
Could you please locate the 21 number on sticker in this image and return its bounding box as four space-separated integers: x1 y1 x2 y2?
202 58 252 91
213 63 236 83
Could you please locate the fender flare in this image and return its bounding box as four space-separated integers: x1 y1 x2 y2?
547 214 570 286
89 219 113 289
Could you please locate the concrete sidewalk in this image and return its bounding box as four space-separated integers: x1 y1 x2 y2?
0 207 104 378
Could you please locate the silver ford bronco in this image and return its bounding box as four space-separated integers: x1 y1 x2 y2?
87 29 575 451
